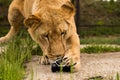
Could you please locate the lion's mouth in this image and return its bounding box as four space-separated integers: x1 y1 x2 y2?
46 54 64 62
49 56 63 64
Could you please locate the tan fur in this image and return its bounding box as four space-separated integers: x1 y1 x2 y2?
0 0 80 72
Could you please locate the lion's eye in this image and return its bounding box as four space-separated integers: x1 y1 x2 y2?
45 34 49 38
61 31 66 36
43 34 49 39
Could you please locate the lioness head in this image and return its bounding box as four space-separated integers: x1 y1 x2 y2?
24 2 76 60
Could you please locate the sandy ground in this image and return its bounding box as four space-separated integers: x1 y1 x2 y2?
24 52 120 80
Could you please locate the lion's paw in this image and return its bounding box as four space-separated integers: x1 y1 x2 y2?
62 50 80 72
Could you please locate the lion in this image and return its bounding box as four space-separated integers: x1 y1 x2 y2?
0 0 80 72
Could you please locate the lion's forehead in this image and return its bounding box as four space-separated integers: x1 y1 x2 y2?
35 5 66 23
41 13 63 25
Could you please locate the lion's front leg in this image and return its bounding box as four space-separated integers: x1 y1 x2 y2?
63 34 80 72
39 55 50 65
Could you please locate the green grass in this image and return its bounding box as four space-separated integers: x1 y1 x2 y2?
81 45 120 53
81 37 120 45
0 0 11 6
79 27 120 45
117 73 120 80
0 32 37 80
0 27 10 37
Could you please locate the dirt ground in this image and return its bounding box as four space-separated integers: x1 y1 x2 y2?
24 52 120 80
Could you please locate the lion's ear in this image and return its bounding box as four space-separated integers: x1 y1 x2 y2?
61 1 75 19
24 15 41 28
